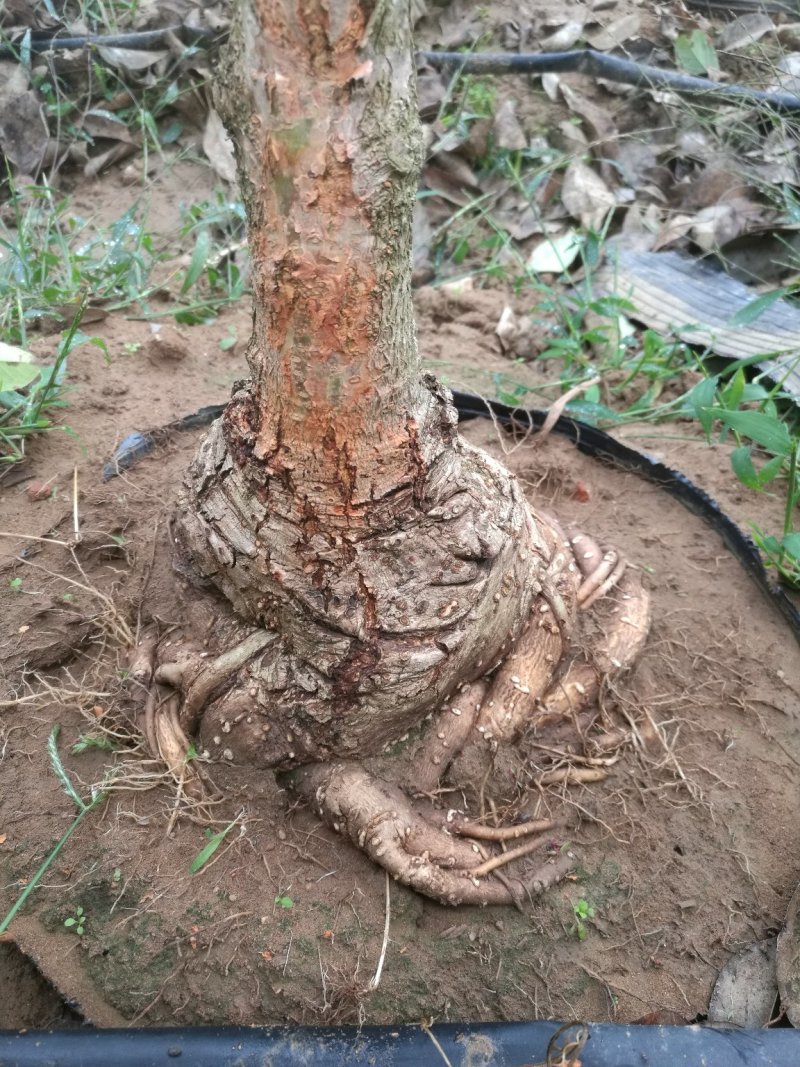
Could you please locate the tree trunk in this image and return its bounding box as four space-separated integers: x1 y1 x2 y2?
172 0 565 768
141 0 651 908
216 0 436 504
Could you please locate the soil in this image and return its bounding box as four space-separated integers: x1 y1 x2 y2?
2 0 800 1033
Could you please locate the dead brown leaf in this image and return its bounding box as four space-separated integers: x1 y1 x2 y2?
541 18 586 51
652 213 694 251
559 81 619 175
0 91 48 175
690 198 764 252
82 112 141 145
203 107 237 183
561 160 616 230
718 13 774 51
96 46 170 70
585 13 641 51
492 99 526 152
84 142 137 178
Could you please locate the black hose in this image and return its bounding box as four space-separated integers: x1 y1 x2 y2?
0 25 220 61
101 389 800 643
2 27 799 113
419 50 800 114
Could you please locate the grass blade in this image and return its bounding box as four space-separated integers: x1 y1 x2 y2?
189 814 241 874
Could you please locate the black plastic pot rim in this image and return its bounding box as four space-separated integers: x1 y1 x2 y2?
0 1019 798 1067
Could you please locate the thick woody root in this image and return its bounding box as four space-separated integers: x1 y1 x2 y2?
287 762 573 906
411 528 649 797
408 510 581 795
126 630 266 804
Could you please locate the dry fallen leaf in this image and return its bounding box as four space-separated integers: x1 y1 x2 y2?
561 160 616 230
493 194 544 241
710 937 778 1028
718 13 774 51
541 72 561 102
527 230 583 273
771 52 800 95
97 46 170 70
559 82 619 171
203 108 237 184
433 6 482 48
690 198 763 251
82 111 141 145
423 152 481 206
492 99 526 151
652 213 694 251
0 90 48 174
585 13 641 51
495 305 537 358
541 18 585 51
84 142 137 178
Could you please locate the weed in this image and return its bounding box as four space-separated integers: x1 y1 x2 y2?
674 30 719 77
219 326 237 351
572 898 595 941
189 812 244 874
450 142 800 586
0 296 107 464
0 181 154 344
64 905 87 936
441 74 496 132
690 368 800 585
0 725 111 935
275 894 294 910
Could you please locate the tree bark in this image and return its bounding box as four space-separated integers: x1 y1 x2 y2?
172 0 566 768
216 0 440 505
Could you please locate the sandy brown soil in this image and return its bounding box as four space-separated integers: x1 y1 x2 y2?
0 271 798 1027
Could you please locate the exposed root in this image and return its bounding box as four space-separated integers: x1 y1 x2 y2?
407 680 486 795
469 831 559 877
451 817 557 842
142 686 206 803
536 767 609 787
538 569 650 722
170 630 274 733
142 688 160 758
289 762 574 906
129 634 158 688
578 549 626 610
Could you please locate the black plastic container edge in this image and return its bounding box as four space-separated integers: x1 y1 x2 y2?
0 1019 798 1067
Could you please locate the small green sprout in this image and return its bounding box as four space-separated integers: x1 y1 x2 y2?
64 905 86 935
572 898 595 941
